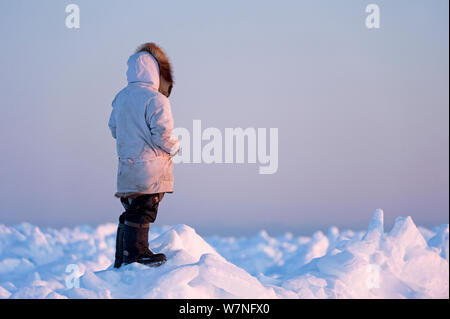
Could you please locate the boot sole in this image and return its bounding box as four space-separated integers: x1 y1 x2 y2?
121 259 167 268
144 260 166 267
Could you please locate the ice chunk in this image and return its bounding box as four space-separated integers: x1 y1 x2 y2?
389 216 427 251
363 209 384 241
428 224 449 261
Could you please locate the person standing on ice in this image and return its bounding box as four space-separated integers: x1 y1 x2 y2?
108 43 180 268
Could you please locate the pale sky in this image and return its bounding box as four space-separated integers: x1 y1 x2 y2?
0 0 448 236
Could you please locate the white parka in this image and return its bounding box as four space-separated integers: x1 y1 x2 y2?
108 52 179 197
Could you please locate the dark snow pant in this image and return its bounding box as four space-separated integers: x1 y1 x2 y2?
119 193 165 225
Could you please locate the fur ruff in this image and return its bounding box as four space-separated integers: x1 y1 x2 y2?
136 43 174 95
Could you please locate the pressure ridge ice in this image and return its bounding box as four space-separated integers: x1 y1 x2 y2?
0 209 448 298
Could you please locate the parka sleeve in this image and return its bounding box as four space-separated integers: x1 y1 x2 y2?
108 100 117 139
146 95 180 156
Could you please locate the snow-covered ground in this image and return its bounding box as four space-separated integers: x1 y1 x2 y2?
0 209 448 299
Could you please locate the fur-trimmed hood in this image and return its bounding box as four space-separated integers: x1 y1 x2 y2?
137 43 174 91
126 43 174 96
126 51 160 91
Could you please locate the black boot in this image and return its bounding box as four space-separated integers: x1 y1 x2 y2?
113 222 125 268
122 220 167 267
